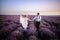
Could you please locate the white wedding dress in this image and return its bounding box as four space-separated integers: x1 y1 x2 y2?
20 16 28 30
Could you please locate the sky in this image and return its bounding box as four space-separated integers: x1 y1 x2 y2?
0 0 60 15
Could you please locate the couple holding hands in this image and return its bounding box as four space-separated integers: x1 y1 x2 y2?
20 13 41 31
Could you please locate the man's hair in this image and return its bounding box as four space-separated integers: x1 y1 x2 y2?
37 12 39 15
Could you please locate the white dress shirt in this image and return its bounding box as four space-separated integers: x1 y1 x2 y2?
33 15 41 22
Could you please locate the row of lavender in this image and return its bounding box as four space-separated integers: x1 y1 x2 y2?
0 15 60 40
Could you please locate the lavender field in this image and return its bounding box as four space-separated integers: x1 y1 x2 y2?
0 15 60 40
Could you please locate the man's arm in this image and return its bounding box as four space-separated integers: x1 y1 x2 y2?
40 16 41 21
33 16 37 21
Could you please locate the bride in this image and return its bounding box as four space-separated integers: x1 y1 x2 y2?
20 15 32 30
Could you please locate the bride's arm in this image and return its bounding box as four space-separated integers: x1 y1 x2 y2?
27 18 32 21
